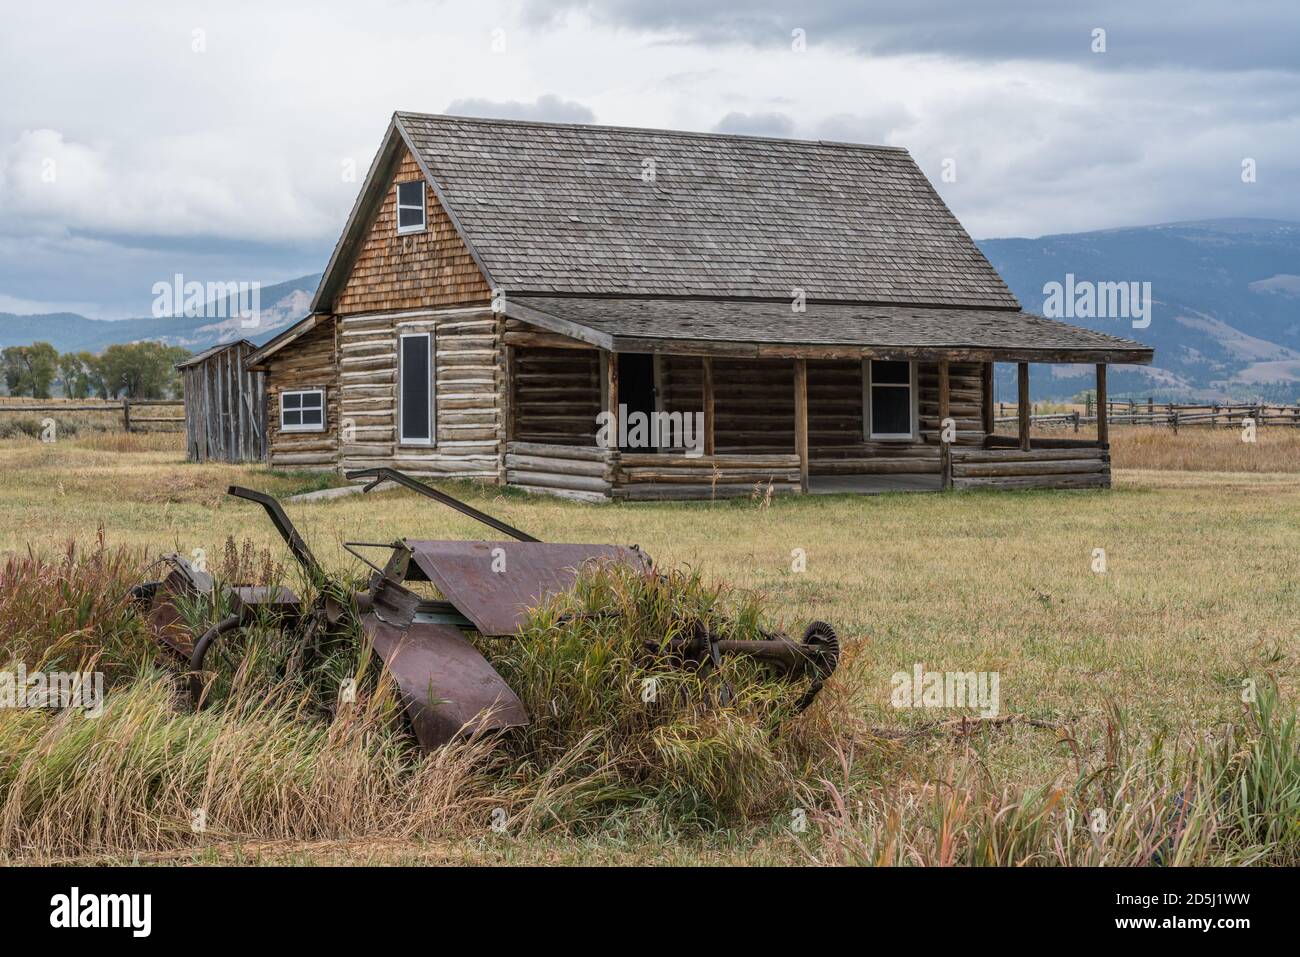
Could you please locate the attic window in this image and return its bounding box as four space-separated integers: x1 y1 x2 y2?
396 181 426 235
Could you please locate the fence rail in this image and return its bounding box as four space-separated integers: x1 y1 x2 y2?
0 398 184 432
994 400 1300 433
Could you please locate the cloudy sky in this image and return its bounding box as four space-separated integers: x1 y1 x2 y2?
2 0 1296 317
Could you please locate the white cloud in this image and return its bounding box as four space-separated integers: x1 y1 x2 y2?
0 0 1294 316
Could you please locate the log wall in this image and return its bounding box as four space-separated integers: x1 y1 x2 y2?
659 356 987 473
266 318 339 471
615 451 802 500
335 307 504 481
504 441 615 502
951 445 1111 490
511 344 601 446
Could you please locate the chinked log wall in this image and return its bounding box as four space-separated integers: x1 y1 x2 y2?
266 318 339 471
336 308 504 480
950 445 1111 490
503 441 802 501
659 356 986 474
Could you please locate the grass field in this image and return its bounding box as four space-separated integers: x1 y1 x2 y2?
1 430 1297 865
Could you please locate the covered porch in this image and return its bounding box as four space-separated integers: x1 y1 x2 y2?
499 297 1147 501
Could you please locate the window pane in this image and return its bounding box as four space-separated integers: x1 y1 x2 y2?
401 335 431 442
302 392 322 409
872 360 909 385
872 386 911 435
283 392 301 409
283 410 301 427
397 181 422 208
301 408 322 426
398 205 425 229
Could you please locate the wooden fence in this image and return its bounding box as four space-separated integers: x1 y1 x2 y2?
0 398 184 432
995 400 1300 433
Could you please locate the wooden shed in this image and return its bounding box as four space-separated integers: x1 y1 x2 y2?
177 339 268 463
246 112 1154 497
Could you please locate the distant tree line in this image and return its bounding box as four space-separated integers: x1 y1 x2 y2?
0 341 191 399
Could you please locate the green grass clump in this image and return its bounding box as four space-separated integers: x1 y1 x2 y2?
480 562 851 830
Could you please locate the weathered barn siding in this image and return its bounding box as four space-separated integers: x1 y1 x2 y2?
266 318 339 471
334 147 491 316
180 341 267 463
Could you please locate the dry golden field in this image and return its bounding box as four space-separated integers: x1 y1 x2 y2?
0 428 1297 866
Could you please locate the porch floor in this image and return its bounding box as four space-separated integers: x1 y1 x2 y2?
807 473 944 495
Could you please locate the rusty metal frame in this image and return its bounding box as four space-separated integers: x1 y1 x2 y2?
345 467 540 543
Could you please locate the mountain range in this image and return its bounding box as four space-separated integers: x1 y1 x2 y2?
1 218 1297 401
0 274 321 355
979 218 1300 402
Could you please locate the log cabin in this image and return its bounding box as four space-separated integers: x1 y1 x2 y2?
245 112 1153 500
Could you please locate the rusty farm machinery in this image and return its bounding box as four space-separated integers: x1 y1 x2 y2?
131 468 840 750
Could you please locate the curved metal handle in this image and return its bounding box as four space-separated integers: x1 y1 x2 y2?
227 485 325 579
344 467 540 543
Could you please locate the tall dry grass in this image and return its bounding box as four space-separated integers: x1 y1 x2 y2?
1108 426 1300 473
809 688 1300 866
2 535 1297 864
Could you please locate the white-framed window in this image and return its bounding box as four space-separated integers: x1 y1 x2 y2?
863 360 917 440
280 388 325 432
396 181 426 235
398 331 434 445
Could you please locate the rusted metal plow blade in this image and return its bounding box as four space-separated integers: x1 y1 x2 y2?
405 540 648 637
363 613 528 749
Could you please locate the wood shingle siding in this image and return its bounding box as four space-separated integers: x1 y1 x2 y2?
335 148 491 316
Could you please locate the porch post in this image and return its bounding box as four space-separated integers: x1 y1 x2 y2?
604 350 619 450
938 358 952 490
1017 361 1031 451
793 358 809 493
1096 363 1108 446
702 356 715 455
503 345 516 443
981 361 994 438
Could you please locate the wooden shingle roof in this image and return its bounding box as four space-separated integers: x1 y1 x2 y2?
506 296 1155 363
302 112 1153 364
395 112 1019 308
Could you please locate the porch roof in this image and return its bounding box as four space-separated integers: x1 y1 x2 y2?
505 295 1155 364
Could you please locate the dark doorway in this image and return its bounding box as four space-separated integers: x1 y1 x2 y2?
617 353 657 451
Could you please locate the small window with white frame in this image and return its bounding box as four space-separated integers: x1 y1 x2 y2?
396 181 426 235
864 360 916 440
280 388 325 432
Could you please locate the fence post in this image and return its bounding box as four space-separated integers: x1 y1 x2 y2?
1073 410 1080 433
122 399 131 433
1171 411 1179 434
